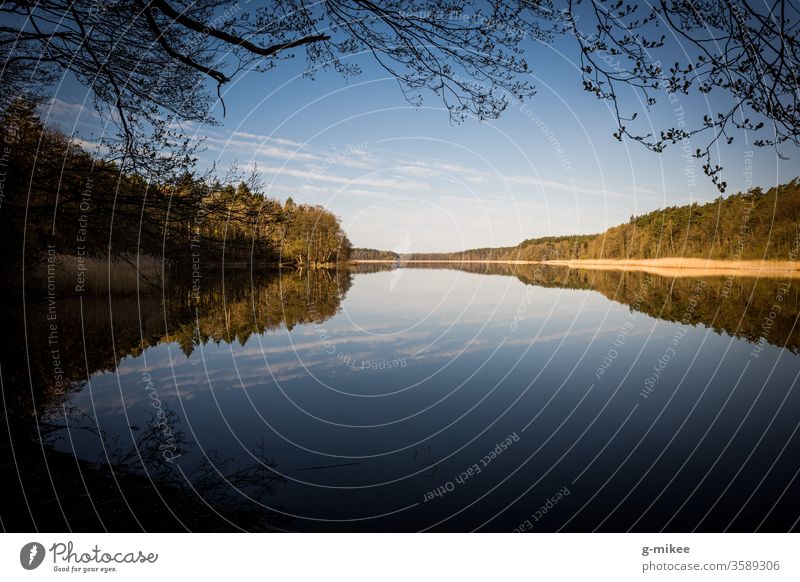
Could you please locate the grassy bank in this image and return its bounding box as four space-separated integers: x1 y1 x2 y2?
541 257 800 278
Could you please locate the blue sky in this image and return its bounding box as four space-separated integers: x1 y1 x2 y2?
48 19 796 253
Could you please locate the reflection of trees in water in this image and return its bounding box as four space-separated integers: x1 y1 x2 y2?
348 261 400 274
0 267 350 531
4 262 798 530
12 404 288 532
168 267 352 356
4 267 352 405
361 262 800 354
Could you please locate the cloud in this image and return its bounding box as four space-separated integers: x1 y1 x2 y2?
47 98 97 120
299 184 394 200
393 159 490 184
204 133 323 163
258 166 429 191
73 138 109 155
394 165 441 178
504 176 632 198
254 143 323 162
230 131 304 148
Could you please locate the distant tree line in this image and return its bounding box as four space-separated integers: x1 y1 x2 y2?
350 248 400 261
407 245 521 262
406 181 800 262
0 100 351 286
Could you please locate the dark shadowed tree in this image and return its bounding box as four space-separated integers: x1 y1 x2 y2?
565 0 800 191
1 0 556 174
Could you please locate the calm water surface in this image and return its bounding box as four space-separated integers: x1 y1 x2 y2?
5 264 800 531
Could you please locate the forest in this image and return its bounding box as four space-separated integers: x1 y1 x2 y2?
1 99 352 294
350 248 401 261
404 181 800 262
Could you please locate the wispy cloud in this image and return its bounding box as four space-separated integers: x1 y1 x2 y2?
504 175 632 198
299 184 394 200
73 138 109 155
259 166 429 191
47 98 97 121
231 131 303 148
204 132 323 163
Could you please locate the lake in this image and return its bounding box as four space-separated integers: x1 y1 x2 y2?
3 263 800 532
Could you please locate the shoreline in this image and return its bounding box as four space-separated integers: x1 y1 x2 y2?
350 258 800 278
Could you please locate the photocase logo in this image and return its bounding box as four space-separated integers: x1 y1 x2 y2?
20 542 46 570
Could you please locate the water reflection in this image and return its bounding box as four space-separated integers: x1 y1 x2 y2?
2 264 799 532
1 267 350 531
355 262 800 354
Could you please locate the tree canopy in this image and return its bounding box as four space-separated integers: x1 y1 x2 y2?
1 0 553 173
0 100 351 278
2 1 797 185
568 0 800 191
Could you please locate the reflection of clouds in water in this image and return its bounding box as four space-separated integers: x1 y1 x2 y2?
74 270 658 417
19 261 800 531
72 314 686 418
501 325 647 348
240 331 431 357
292 320 413 335
59 267 800 417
